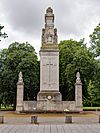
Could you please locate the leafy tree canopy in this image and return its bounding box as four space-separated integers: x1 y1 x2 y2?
0 42 39 109
90 23 100 57
59 39 96 102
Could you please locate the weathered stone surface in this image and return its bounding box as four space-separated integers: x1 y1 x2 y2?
23 101 37 111
37 91 62 101
0 116 4 123
41 7 58 45
23 101 78 111
75 72 82 108
16 71 24 112
73 116 99 123
65 116 72 123
37 7 62 101
39 51 59 92
15 8 83 113
0 123 100 133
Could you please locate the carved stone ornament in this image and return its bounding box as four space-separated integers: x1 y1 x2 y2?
18 71 23 82
76 72 81 83
46 7 53 13
47 95 52 100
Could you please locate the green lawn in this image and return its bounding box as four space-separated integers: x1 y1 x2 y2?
0 106 13 111
83 107 100 110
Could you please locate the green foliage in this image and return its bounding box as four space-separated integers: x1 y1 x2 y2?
0 42 39 109
90 23 100 57
0 24 8 41
83 106 100 111
0 37 100 108
83 80 98 106
89 23 100 105
90 61 100 106
59 39 96 102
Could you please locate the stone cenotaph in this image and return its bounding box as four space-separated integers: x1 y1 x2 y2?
16 7 83 113
37 7 62 101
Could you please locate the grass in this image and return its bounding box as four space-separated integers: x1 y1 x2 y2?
83 107 100 110
0 106 13 111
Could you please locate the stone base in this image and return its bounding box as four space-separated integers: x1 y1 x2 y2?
23 101 82 112
37 91 62 101
16 106 23 112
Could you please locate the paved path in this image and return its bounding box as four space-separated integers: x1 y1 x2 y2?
0 111 100 132
3 116 99 124
0 124 100 133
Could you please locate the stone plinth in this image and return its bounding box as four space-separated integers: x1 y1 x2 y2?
75 72 82 108
39 51 59 91
16 72 24 112
75 82 82 107
37 48 62 101
23 101 79 112
16 82 24 112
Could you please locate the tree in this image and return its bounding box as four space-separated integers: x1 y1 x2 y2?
0 42 39 109
0 49 8 108
59 39 96 102
89 23 100 57
90 61 100 106
89 23 100 106
84 80 97 106
0 24 8 41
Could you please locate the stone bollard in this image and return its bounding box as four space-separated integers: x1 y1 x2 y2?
0 116 4 124
65 116 72 123
31 116 38 124
99 115 100 123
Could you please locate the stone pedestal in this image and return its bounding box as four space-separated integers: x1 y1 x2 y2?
75 72 82 107
16 72 24 112
37 49 62 101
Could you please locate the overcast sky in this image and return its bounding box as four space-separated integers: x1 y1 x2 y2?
0 0 100 55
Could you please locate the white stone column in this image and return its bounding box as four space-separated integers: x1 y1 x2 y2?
75 72 82 107
37 7 62 102
16 71 24 112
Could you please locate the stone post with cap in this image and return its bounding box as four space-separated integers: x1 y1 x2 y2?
75 72 82 108
16 71 24 112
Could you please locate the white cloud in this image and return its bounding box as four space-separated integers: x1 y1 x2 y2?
0 0 100 55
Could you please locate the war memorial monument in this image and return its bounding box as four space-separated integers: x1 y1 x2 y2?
16 7 83 113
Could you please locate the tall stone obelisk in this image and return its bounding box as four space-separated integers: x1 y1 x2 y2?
37 7 62 101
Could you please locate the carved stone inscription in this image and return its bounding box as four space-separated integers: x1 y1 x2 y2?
40 55 59 91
